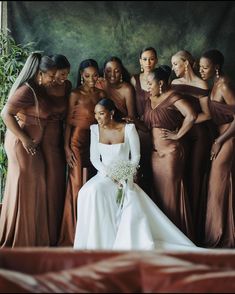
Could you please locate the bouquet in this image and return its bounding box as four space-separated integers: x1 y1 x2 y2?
106 160 139 208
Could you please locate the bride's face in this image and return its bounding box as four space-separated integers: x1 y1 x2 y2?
94 104 112 127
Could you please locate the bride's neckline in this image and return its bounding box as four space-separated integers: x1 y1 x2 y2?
98 142 125 145
98 124 126 145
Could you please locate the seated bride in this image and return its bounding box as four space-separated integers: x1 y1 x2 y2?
73 98 201 251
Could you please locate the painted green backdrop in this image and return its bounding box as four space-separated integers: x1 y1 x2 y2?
8 1 235 86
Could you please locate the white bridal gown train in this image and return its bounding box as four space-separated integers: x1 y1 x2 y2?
74 123 200 251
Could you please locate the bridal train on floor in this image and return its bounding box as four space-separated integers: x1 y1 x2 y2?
73 123 202 251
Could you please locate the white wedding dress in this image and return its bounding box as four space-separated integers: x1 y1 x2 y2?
74 123 200 251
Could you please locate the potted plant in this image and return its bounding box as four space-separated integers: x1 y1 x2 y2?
0 28 35 211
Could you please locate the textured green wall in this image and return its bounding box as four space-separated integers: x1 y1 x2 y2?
8 1 235 86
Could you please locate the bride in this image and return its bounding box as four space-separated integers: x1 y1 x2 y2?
74 98 199 250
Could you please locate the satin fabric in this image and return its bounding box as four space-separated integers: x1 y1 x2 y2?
205 99 235 248
74 124 196 250
171 84 212 245
58 100 97 246
0 83 50 247
144 93 193 240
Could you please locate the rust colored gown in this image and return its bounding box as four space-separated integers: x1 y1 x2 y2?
58 99 97 246
205 99 235 248
42 80 72 246
144 93 193 240
171 84 212 245
0 82 50 247
96 78 128 117
132 74 153 196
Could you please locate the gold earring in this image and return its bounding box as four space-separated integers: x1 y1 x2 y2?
216 68 220 79
81 76 84 84
39 75 42 85
141 65 144 72
159 84 162 95
120 74 123 83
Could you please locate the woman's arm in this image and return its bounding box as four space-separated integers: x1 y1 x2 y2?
161 98 197 140
90 125 107 176
195 96 211 123
127 124 141 166
64 91 78 168
130 76 136 89
210 80 235 159
1 105 37 155
124 84 137 120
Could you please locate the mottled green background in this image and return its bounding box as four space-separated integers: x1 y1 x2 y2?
8 1 235 86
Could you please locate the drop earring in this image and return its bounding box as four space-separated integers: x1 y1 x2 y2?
81 76 84 84
216 68 220 79
39 75 42 85
120 74 123 83
159 84 162 95
141 65 144 72
185 65 188 75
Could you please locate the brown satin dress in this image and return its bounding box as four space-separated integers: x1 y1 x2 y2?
42 80 71 246
96 78 128 117
144 93 193 239
132 74 153 196
171 84 212 245
58 99 97 246
205 100 235 248
0 83 50 247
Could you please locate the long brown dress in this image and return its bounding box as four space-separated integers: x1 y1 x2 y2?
132 74 153 196
42 80 72 246
96 78 128 117
0 82 50 247
144 93 193 239
58 99 97 246
205 99 235 248
171 84 212 245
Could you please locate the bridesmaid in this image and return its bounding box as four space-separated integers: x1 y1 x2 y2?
130 47 158 119
199 49 235 248
43 54 72 246
144 65 196 239
130 47 158 195
58 59 105 246
171 50 212 245
0 53 56 247
96 56 136 119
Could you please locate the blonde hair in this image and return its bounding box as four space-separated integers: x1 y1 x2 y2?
173 50 196 68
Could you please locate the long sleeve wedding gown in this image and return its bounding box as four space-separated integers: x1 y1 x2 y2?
74 123 201 251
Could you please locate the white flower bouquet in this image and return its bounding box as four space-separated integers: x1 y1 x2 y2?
106 160 139 208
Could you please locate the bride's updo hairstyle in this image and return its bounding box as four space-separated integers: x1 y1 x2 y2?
97 98 123 121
